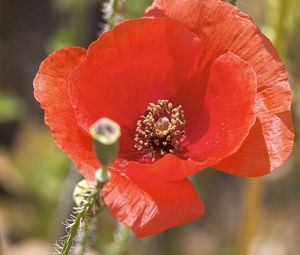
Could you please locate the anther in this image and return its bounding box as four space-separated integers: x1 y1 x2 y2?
134 99 185 161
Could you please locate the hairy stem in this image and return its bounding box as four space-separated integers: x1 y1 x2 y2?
230 0 237 5
77 220 91 255
59 182 103 255
107 0 120 30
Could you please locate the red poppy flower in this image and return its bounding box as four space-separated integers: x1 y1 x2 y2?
34 0 294 237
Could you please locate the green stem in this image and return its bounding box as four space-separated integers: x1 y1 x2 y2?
274 0 288 52
60 182 103 255
107 0 120 30
101 166 109 181
105 224 131 255
77 220 91 255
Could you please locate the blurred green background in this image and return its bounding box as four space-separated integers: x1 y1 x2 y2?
0 0 299 254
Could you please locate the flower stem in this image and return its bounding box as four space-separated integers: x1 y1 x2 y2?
59 182 103 255
107 0 121 30
236 178 262 255
105 224 131 255
229 0 237 5
273 0 288 53
77 220 91 255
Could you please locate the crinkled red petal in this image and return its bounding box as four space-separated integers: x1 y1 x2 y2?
102 171 204 238
146 0 294 175
33 47 100 180
182 52 256 166
111 155 204 182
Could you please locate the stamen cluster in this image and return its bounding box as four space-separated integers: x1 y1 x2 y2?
134 99 185 160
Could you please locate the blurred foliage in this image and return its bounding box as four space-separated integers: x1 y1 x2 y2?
12 122 68 202
0 0 299 254
47 0 101 52
0 92 23 123
0 121 69 242
123 0 152 17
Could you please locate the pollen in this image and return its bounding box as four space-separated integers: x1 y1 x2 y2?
134 99 185 160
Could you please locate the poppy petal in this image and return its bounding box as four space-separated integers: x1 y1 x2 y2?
69 18 203 160
146 0 294 175
33 47 100 180
216 102 294 176
112 155 204 182
183 52 256 165
102 171 204 238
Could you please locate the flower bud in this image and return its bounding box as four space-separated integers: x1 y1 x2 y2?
89 118 120 167
73 179 93 207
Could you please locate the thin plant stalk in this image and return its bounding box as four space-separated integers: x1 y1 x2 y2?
105 224 131 255
58 181 103 255
105 0 125 30
236 178 262 254
77 220 91 255
274 0 289 53
76 201 106 255
108 0 118 30
236 0 288 253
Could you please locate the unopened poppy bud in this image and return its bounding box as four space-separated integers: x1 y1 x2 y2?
89 118 120 167
73 179 93 207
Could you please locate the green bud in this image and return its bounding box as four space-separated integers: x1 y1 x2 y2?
89 118 120 167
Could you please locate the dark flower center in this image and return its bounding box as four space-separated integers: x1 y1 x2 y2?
134 99 185 160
